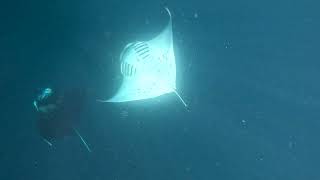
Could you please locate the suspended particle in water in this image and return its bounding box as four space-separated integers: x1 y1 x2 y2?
194 12 198 19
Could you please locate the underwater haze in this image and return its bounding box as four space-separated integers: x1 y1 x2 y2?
1 0 320 179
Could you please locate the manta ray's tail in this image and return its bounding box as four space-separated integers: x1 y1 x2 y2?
164 7 171 17
73 128 92 152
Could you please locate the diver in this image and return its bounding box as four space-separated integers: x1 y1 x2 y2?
33 87 91 152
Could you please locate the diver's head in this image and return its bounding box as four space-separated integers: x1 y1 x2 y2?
38 88 53 100
33 88 55 112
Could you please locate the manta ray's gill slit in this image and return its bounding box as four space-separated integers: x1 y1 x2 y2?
129 65 133 76
126 63 129 76
125 63 128 75
134 42 148 53
121 62 137 77
120 62 127 75
125 63 130 76
134 42 150 60
138 49 150 57
120 62 123 74
142 53 151 60
120 62 126 76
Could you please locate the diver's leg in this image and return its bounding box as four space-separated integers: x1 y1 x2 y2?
43 138 53 146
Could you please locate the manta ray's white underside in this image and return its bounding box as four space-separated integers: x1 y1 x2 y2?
102 8 187 107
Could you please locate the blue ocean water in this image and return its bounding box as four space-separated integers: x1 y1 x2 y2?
1 0 319 179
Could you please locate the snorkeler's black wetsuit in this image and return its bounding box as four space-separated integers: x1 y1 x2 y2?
35 88 87 142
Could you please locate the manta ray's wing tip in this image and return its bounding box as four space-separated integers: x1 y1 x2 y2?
164 7 171 17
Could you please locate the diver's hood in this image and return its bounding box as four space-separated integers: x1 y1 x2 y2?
34 88 56 111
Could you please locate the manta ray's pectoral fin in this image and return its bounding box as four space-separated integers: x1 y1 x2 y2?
149 7 173 49
73 128 91 152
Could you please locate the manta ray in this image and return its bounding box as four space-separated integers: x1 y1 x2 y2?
101 8 187 107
